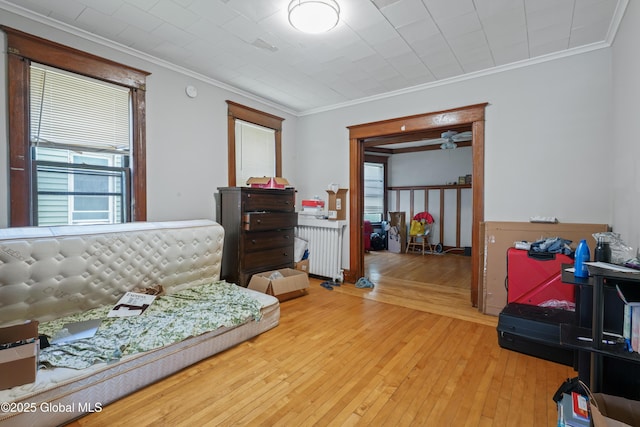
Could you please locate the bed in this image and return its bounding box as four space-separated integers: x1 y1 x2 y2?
0 219 280 426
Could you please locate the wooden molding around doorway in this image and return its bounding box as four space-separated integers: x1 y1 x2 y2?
346 103 487 307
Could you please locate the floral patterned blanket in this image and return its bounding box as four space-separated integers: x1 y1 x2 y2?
38 281 263 369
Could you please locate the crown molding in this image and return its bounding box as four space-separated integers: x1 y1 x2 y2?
0 0 299 117
1 0 628 118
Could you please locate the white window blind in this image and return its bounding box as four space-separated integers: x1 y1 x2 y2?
235 119 276 186
30 64 131 152
364 162 384 222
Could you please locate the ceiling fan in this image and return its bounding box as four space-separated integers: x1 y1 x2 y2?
439 130 472 149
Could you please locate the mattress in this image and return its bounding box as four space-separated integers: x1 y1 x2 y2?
0 220 281 426
0 219 226 325
0 287 279 427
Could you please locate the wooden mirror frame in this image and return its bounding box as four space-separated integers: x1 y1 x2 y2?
226 101 284 187
347 103 487 307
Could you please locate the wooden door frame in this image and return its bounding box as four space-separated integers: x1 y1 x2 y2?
346 103 487 307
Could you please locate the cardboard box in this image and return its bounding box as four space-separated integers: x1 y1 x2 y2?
248 268 309 301
591 393 640 427
295 259 310 274
326 188 348 220
0 320 39 390
247 177 290 189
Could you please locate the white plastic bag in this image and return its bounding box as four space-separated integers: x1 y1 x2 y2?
592 232 635 265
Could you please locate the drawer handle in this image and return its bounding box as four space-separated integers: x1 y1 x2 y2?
251 239 256 244
256 219 261 224
284 235 290 239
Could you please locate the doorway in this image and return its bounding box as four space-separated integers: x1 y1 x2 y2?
347 103 487 307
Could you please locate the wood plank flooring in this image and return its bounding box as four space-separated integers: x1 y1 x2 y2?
69 251 574 426
360 251 495 326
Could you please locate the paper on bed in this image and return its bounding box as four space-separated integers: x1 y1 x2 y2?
50 319 102 345
108 292 156 317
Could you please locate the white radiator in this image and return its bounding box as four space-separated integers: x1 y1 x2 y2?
296 216 346 281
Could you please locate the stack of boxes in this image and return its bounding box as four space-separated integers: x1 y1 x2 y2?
300 198 325 216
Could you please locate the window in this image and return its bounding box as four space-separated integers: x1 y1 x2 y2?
364 161 385 223
226 101 283 187
30 64 130 225
35 149 128 225
234 120 276 186
3 26 149 227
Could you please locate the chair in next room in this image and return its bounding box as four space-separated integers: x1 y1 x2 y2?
406 212 434 255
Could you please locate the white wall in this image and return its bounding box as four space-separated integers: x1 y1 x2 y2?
388 147 472 187
612 1 640 252
387 147 473 247
296 49 614 269
0 11 297 228
297 50 612 222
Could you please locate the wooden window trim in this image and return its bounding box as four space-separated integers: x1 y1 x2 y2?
226 100 284 187
2 26 150 226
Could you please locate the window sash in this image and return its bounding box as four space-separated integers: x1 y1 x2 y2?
364 162 385 222
34 158 129 225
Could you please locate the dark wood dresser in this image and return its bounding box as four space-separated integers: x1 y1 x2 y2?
216 187 297 287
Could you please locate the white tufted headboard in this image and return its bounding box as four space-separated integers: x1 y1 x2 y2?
0 220 224 326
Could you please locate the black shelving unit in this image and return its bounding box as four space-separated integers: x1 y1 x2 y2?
561 264 640 399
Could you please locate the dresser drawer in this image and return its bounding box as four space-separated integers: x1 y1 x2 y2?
243 191 294 212
243 230 294 252
243 247 294 270
243 212 297 231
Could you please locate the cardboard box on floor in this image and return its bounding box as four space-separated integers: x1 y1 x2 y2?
591 392 640 427
294 259 309 274
248 268 309 301
0 320 39 390
481 221 609 316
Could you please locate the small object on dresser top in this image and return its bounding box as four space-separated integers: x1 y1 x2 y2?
529 216 559 223
246 176 291 189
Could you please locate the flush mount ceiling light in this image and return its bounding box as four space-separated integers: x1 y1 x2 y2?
288 0 340 34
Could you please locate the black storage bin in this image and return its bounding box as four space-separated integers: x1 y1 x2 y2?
497 303 576 366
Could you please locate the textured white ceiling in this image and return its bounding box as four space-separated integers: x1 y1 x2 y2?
0 0 627 115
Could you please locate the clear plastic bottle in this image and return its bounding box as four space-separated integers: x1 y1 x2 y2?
574 239 591 278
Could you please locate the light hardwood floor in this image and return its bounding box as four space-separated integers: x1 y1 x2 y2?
70 251 574 426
